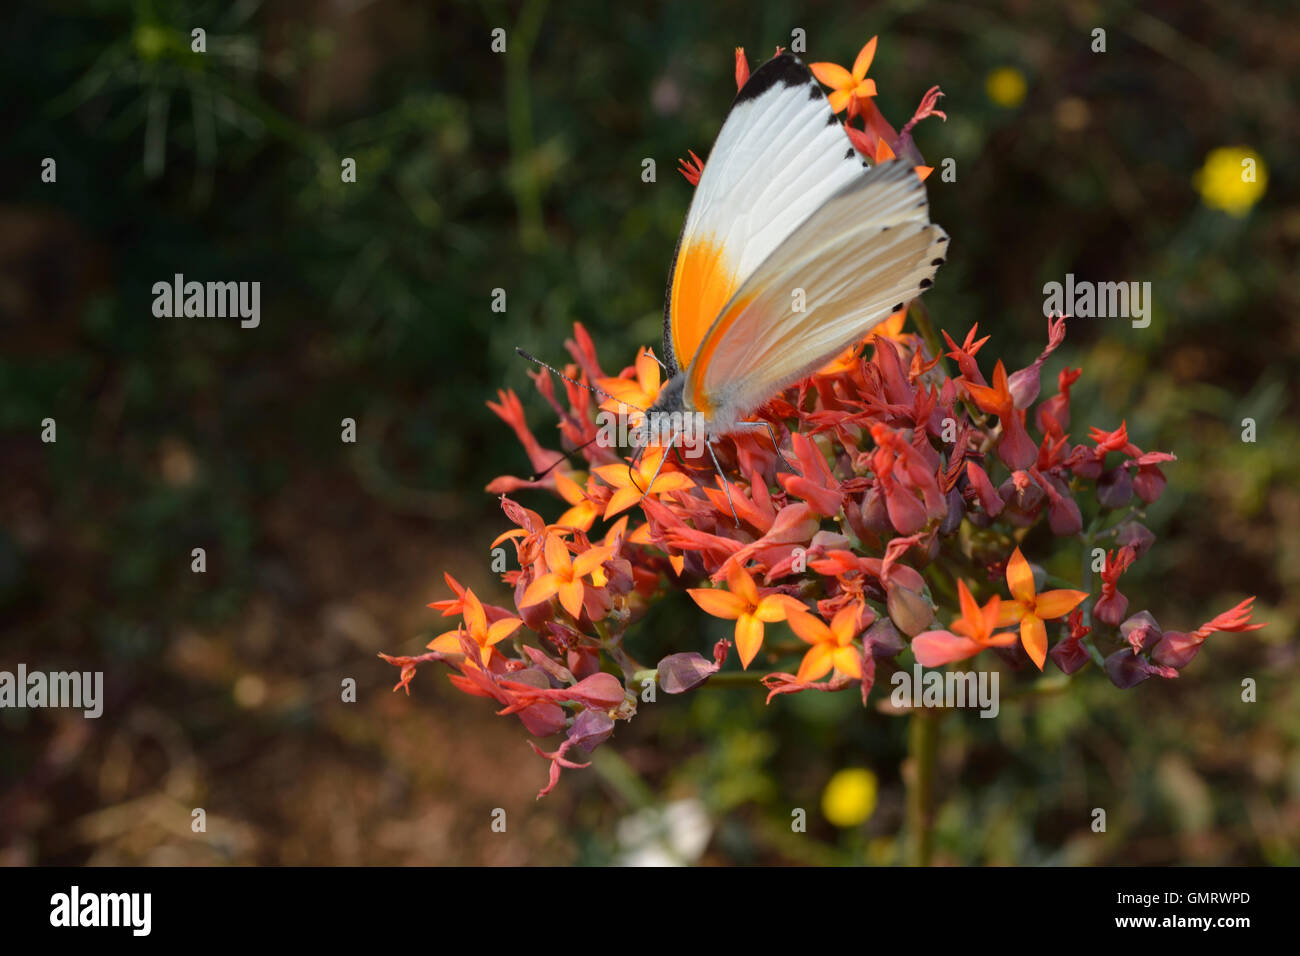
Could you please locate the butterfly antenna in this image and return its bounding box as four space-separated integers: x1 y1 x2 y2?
626 438 649 495
706 439 742 528
529 433 602 482
514 347 646 412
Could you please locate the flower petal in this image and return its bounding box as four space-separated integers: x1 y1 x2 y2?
543 534 572 574
647 472 694 495
994 601 1023 627
911 630 983 667
520 574 559 607
604 486 642 517
851 37 878 81
735 614 765 669
810 61 854 90
1005 547 1036 604
1020 614 1048 670
428 630 463 653
557 579 585 619
726 564 760 607
754 594 800 623
554 471 585 506
462 589 487 636
827 88 852 114
593 463 633 489
831 645 863 679
687 587 747 620
796 643 835 682
787 609 831 645
485 617 523 646
1034 588 1089 620
572 545 612 579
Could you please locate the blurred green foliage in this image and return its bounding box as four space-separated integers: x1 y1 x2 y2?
1 0 1296 864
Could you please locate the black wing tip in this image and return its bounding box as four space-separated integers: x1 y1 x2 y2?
733 51 815 105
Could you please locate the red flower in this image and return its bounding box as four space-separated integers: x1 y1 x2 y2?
1093 546 1137 627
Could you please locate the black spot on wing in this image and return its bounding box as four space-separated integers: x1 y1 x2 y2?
844 148 855 159
826 113 839 126
733 52 813 104
931 258 945 266
919 278 933 289
891 303 904 313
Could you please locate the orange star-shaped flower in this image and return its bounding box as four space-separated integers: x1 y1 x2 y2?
593 446 694 517
995 547 1088 669
811 37 878 117
596 347 662 425
554 472 601 532
911 580 1019 667
787 604 866 682
520 534 613 618
428 588 522 668
687 565 804 669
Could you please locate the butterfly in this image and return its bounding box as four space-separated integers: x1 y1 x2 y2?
520 51 947 519
649 52 947 445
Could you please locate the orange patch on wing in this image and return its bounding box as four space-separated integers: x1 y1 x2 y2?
670 237 736 370
688 290 756 415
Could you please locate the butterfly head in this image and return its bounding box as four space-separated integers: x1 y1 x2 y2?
648 373 687 417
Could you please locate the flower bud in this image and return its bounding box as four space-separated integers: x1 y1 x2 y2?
863 618 905 658
1097 467 1134 509
886 581 935 637
1114 520 1156 558
859 487 890 534
1133 463 1166 503
568 708 615 753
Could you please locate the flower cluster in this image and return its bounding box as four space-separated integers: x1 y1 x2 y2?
382 40 1264 797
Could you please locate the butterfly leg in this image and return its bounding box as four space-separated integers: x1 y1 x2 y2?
631 430 678 497
733 419 802 476
706 438 742 528
624 414 654 493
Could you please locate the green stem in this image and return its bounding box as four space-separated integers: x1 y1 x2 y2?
906 709 940 866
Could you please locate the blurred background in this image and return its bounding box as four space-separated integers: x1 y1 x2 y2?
1 0 1296 865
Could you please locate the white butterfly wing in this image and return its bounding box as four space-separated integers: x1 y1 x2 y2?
683 159 947 425
662 53 868 375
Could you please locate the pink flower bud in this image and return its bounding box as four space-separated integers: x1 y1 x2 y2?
886 581 935 637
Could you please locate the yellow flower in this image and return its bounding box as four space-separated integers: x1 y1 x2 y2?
986 66 1027 108
822 768 878 828
1195 146 1267 217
